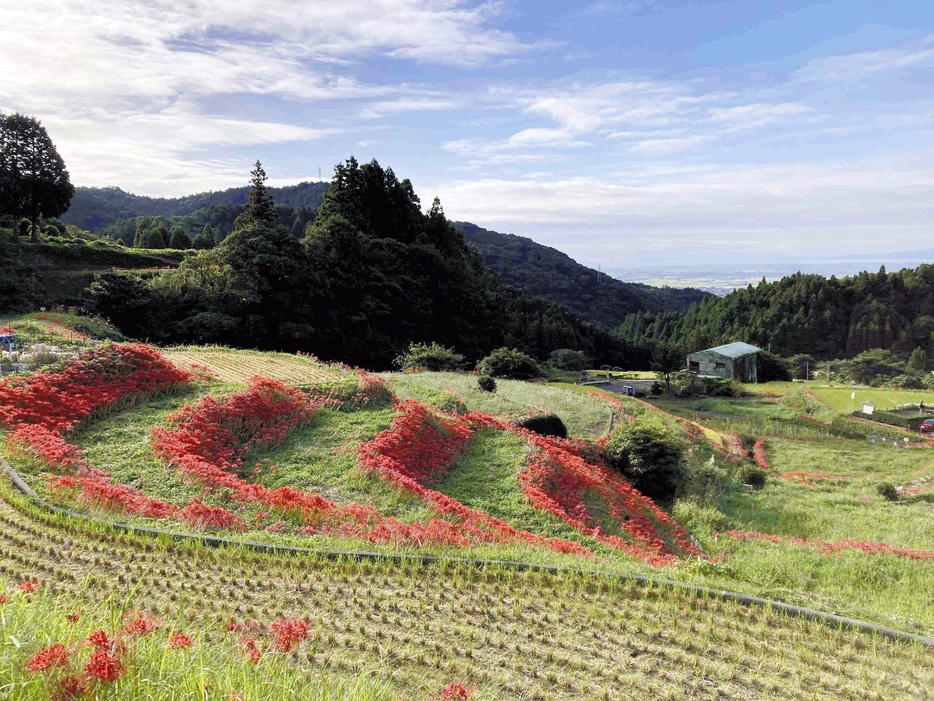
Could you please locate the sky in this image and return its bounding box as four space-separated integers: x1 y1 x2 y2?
2 0 934 268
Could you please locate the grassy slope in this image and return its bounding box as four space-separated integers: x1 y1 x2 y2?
386 372 612 438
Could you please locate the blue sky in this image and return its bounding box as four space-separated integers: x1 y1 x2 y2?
3 0 934 267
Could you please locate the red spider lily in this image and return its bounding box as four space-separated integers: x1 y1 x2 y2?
25 643 70 672
167 633 194 650
8 424 84 470
269 618 309 652
0 593 8 604
50 472 178 520
467 411 703 566
727 530 934 562
18 580 37 593
436 683 473 700
238 635 262 664
66 611 82 624
53 675 86 701
0 343 192 432
84 650 124 682
179 499 247 532
123 611 161 636
752 439 769 470
86 630 111 650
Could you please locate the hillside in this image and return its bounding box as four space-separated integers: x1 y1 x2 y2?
0 332 932 698
61 181 329 233
617 265 934 359
455 222 710 329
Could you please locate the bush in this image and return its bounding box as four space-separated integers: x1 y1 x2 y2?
477 375 496 392
738 464 767 490
603 423 684 503
513 413 567 438
548 348 588 371
476 347 541 380
877 482 899 501
394 342 465 372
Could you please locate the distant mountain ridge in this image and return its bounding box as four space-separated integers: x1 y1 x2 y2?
455 222 711 329
62 182 329 233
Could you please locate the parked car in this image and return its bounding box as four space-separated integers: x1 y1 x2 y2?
919 419 934 433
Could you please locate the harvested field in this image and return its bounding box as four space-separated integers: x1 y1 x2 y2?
164 347 345 385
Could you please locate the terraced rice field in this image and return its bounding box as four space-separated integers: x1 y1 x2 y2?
1 487 932 700
164 348 346 385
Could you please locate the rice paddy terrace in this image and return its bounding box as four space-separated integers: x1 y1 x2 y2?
0 333 932 699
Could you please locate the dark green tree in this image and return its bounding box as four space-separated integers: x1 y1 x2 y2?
0 113 74 242
168 225 191 249
907 347 928 373
133 218 147 248
651 342 684 394
192 223 214 249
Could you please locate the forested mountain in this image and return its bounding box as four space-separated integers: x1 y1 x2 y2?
61 181 328 233
455 222 710 329
85 159 645 369
617 266 934 359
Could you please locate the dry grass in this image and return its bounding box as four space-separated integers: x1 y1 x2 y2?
164 347 344 386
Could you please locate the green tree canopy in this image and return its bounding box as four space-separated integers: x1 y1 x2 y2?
0 113 74 242
168 225 191 249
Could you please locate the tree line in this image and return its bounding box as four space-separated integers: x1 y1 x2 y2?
85 159 642 369
616 267 934 362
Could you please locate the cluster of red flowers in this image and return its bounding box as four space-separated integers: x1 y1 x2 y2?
356 401 593 556
24 610 166 698
178 498 247 532
726 530 934 562
8 424 84 470
433 683 473 700
357 400 472 484
227 617 310 663
752 438 769 470
0 343 192 432
469 413 703 566
51 470 178 520
152 376 318 487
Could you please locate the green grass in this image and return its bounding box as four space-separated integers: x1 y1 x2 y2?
811 385 934 414
385 372 613 437
0 590 390 701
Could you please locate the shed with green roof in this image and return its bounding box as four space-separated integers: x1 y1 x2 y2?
687 342 761 383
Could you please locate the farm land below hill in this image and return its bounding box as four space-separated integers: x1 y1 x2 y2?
0 332 933 699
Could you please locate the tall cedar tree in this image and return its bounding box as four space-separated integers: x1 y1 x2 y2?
0 113 74 241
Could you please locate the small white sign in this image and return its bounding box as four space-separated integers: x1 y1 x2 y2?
851 392 856 400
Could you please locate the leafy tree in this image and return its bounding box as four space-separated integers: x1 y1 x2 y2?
603 422 684 503
133 218 147 248
907 347 927 373
394 342 465 371
0 113 74 242
548 348 588 371
651 342 683 394
192 224 214 249
477 347 541 379
143 224 167 249
168 225 191 249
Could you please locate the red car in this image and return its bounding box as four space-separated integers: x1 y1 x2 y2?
920 419 934 433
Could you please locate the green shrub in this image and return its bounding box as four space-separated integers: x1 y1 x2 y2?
738 464 767 490
513 413 567 438
877 482 899 501
394 342 465 372
603 423 684 503
849 410 921 431
477 375 496 392
476 347 541 380
548 348 588 371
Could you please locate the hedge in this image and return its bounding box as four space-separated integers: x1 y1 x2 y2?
850 410 924 432
830 416 920 441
